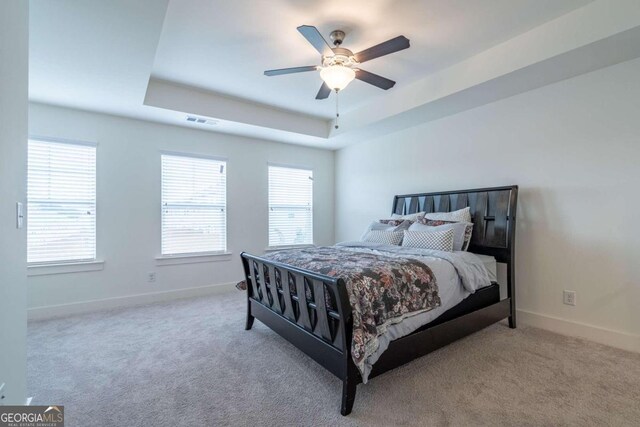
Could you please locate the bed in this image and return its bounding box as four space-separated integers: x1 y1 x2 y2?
240 186 518 415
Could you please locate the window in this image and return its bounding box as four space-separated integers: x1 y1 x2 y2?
268 165 313 247
161 154 227 256
27 138 97 264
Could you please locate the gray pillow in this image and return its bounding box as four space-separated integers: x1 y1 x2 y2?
408 221 470 251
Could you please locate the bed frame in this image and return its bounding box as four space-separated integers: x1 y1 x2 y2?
240 185 518 415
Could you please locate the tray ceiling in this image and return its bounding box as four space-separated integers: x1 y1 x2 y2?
30 0 640 149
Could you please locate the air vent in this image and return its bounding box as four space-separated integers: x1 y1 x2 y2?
186 116 218 126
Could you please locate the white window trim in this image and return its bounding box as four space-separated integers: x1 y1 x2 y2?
267 161 314 171
29 135 98 148
155 251 233 266
159 150 227 162
27 260 105 277
160 152 228 256
27 136 99 265
267 164 314 248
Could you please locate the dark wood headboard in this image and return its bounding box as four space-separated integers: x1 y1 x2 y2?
392 185 518 265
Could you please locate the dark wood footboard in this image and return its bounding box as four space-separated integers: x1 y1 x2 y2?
240 252 360 415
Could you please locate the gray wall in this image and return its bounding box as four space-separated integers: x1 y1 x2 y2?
27 104 335 313
335 58 640 348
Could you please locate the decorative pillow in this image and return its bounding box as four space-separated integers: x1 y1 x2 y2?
424 207 471 223
378 219 406 226
362 230 404 246
408 221 471 251
378 219 412 229
390 211 426 222
402 229 455 252
416 219 474 251
361 220 410 240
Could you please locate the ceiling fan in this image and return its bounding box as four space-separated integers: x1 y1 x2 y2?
264 25 410 100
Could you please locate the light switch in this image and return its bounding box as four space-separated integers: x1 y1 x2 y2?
16 202 24 229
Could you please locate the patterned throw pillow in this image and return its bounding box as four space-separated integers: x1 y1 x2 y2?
402 229 455 252
390 211 426 222
362 230 404 246
424 207 472 223
408 221 470 251
379 219 402 226
416 219 474 251
378 219 412 229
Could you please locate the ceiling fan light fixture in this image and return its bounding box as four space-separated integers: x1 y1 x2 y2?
264 25 408 99
320 65 356 91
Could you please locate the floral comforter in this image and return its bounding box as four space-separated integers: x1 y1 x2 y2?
258 246 441 378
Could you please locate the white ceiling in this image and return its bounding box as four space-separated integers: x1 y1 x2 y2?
29 0 169 120
151 0 591 119
30 0 640 149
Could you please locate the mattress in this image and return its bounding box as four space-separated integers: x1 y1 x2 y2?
472 253 497 282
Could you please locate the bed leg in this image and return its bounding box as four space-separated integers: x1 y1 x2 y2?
245 299 255 331
340 377 357 416
507 257 516 329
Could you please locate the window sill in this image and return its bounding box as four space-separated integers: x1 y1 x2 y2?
265 244 314 252
155 252 233 266
27 260 104 276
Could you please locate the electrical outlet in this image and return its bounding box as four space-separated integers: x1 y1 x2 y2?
563 290 576 306
147 272 156 283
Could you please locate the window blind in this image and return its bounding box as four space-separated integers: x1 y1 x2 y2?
268 165 313 247
27 139 97 264
161 154 227 255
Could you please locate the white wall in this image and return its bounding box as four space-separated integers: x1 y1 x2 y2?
27 104 334 313
0 0 29 405
335 58 640 349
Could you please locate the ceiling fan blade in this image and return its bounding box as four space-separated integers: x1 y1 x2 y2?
297 25 333 57
315 82 331 100
354 35 410 63
264 66 318 76
355 69 396 90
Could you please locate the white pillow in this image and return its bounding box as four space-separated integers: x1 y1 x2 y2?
362 230 404 246
390 211 426 221
402 229 455 252
424 207 471 223
408 221 471 251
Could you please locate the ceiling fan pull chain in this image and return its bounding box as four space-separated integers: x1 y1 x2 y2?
335 89 340 129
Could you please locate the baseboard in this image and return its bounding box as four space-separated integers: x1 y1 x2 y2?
28 282 238 321
517 309 640 353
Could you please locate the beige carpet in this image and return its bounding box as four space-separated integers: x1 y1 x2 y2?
28 291 640 426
